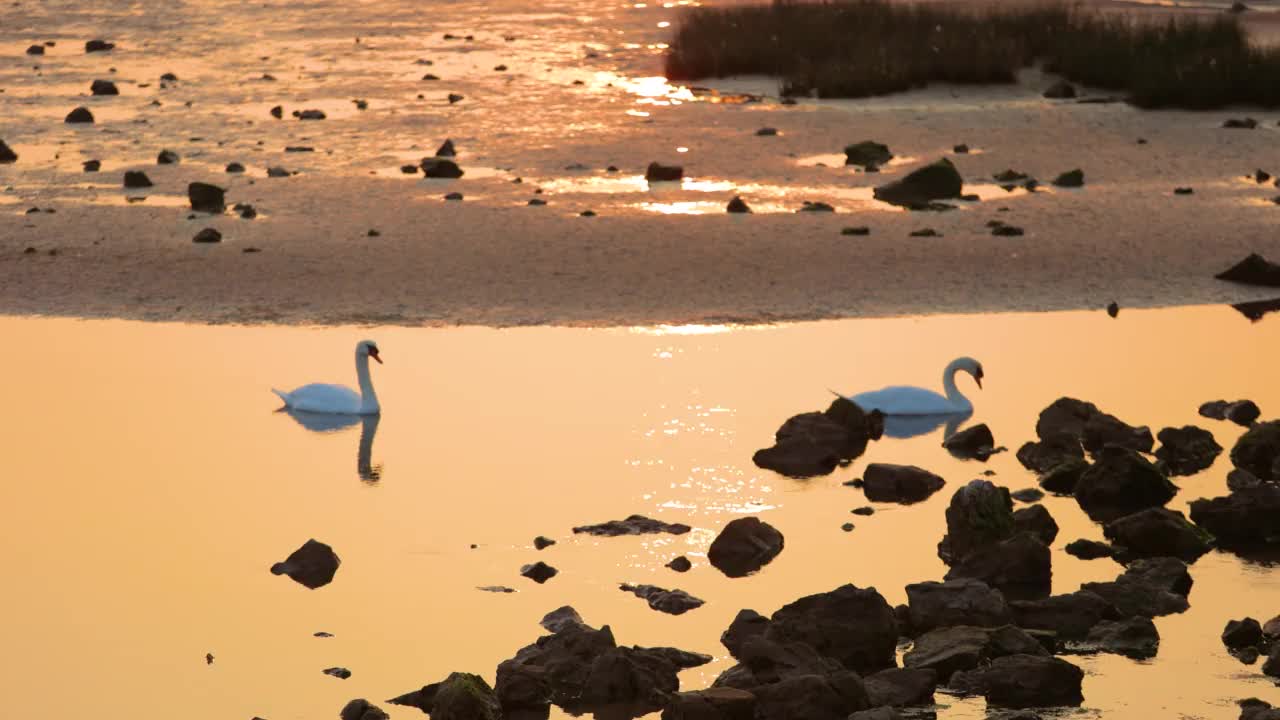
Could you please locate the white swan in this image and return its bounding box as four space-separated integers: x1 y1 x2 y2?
272 340 382 415
841 356 983 416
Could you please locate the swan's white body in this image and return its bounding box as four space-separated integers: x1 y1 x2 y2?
844 357 983 416
272 340 382 415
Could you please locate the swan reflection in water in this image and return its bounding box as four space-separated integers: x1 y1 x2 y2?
881 411 971 440
278 409 383 483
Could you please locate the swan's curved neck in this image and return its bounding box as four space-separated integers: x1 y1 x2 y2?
941 360 971 410
355 352 380 414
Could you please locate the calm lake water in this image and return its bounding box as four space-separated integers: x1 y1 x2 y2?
2 305 1278 719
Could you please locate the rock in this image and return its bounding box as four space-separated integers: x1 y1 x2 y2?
192 228 222 243
540 606 586 633
90 79 118 96
400 164 419 174
430 673 502 720
726 196 751 213
533 536 555 550
620 584 705 615
873 158 963 207
188 182 226 213
949 654 1083 708
661 688 756 720
799 201 835 212
646 162 683 182
1034 397 1151 454
295 109 326 120
1189 485 1280 546
1084 616 1159 658
573 515 691 536
1052 169 1084 187
324 667 352 679
862 464 945 504
994 169 1029 183
340 699 389 720
1013 505 1058 545
26 44 44 55
904 578 1011 634
270 105 283 119
267 166 292 178
945 532 1052 599
1018 435 1084 474
1257 169 1273 184
849 709 902 720
1174 187 1194 195
842 226 870 236
270 539 340 589
447 93 464 104
844 141 892 167
1227 401 1262 426
157 149 179 165
1228 469 1264 492
579 210 597 217
1010 590 1118 639
285 146 314 153
1223 117 1258 129
909 228 940 236
1107 301 1120 317
226 162 245 173
478 585 515 593
1265 614 1280 638
721 609 770 657
903 625 1046 681
0 139 17 164
708 517 784 578
765 584 898 674
1103 507 1211 562
161 72 178 81
953 144 970 153
444 192 463 200
1222 617 1264 649
83 160 100 172
841 522 855 532
1011 488 1044 503
1241 699 1280 720
1230 1 1252 10
942 424 997 460
862 667 936 707
1043 81 1076 99
521 561 558 583
1083 414 1154 455
85 39 115 53
65 107 94 123
421 157 464 178
1267 647 1280 678
1075 447 1177 521
436 139 456 157
1155 425 1222 476
527 198 546 206
752 398 882 478
235 203 257 219
938 480 1014 564
1065 538 1114 559
123 171 153 188
1231 421 1280 481
1216 254 1280 287
851 506 874 516
1081 557 1191 617
992 224 1024 236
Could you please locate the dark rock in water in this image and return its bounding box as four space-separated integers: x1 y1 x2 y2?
540 605 586 633
862 668 936 707
1043 81 1076 99
756 127 778 136
90 79 118 96
719 610 774 661
1199 400 1231 420
234 203 257 219
436 139 457 157
708 517 784 578
533 536 555 550
749 670 871 720
579 210 597 217
26 44 45 55
645 162 686 181
1241 698 1280 720
65 107 94 123
1019 435 1085 475
938 480 1014 564
1216 253 1280 287
763 584 898 674
1267 647 1280 678
1155 425 1222 475
1228 469 1265 491
991 224 1024 236
862 463 945 504
444 192 463 201
848 708 902 720
421 157 464 178
1257 169 1273 184
665 555 691 572
620 584 705 615
945 532 1052 599
285 146 314 153
1230 1 1252 11
661 688 756 720
726 196 751 213
903 625 1047 682
192 228 222 243
1230 421 1280 480
0 139 17 164
520 561 558 583
1052 169 1084 187
269 105 283 119
123 171 153 188
295 109 326 120
270 539 340 589
447 93 464 104
1227 401 1261 426
844 141 892 167
341 699 389 720
1082 557 1191 617
942 424 997 460
85 39 115 52
225 162 245 173
1083 414 1154 455
430 672 502 720
325 667 353 679
83 160 100 172
904 578 1011 634
949 654 1083 708
400 164 419 174
573 514 691 536
1085 617 1159 659
267 166 292 178
1011 488 1044 503
873 158 962 207
1223 617 1264 649
841 522 855 531
157 149 179 165
1189 485 1280 547
1065 538 1114 559
1223 117 1258 128
1104 507 1211 562
1010 590 1118 639
477 585 516 593
909 228 938 237
753 398 882 478
1075 447 1177 522
851 506 874 515
799 201 835 212
188 182 226 213
953 144 970 154
1174 186 1194 195
842 226 870 236
527 198 547 206
1013 505 1058 545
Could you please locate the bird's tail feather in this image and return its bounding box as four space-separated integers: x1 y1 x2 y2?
271 388 291 406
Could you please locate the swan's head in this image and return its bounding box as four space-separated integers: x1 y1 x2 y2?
954 356 984 389
358 340 383 364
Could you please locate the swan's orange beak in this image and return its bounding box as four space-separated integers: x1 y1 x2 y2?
369 348 383 364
